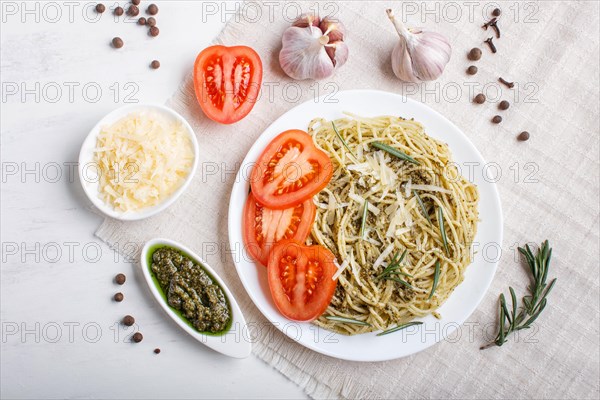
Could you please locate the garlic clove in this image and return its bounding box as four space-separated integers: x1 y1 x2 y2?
391 39 420 83
293 12 320 28
325 41 349 68
319 17 345 42
410 32 451 81
279 26 335 80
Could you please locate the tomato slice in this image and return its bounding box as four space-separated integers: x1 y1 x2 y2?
267 240 337 322
193 45 263 124
243 193 316 267
250 130 333 209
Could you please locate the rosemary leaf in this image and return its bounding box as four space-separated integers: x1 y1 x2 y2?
387 277 415 290
360 200 369 239
376 321 423 336
371 141 419 165
325 315 371 326
438 207 450 255
509 287 518 330
413 190 433 225
428 260 441 299
332 122 356 158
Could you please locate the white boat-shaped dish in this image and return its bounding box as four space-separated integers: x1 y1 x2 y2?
140 238 251 359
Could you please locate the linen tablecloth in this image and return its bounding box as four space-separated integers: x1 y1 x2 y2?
96 1 600 398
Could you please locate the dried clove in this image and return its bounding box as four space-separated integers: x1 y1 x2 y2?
491 22 500 38
484 37 497 53
498 77 514 88
482 17 497 29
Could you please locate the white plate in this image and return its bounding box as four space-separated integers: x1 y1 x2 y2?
228 90 503 362
78 104 199 221
140 238 252 359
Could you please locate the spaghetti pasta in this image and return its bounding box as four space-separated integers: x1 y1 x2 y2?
306 114 479 335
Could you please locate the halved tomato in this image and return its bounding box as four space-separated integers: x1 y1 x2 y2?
243 193 316 267
267 240 337 322
250 130 333 209
193 45 263 124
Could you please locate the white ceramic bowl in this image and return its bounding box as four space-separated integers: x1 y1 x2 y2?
78 104 199 221
140 238 252 359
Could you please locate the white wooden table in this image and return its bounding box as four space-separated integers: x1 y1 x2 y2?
1 1 305 398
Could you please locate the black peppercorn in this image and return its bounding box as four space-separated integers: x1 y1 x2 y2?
114 6 124 16
492 8 501 17
474 94 486 104
150 60 160 69
149 26 159 37
467 65 478 75
123 315 135 326
154 348 161 354
147 16 156 26
132 0 141 5
138 17 146 25
132 332 143 343
492 115 502 124
96 3 105 13
114 292 124 302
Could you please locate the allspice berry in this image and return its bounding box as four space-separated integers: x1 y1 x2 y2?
517 131 530 141
467 65 478 75
95 3 105 13
115 273 126 284
492 8 501 17
122 315 135 326
147 4 158 15
112 37 124 49
498 100 510 110
132 332 143 343
474 94 486 104
468 47 482 61
127 4 139 16
150 60 160 69
114 292 124 302
149 26 159 37
114 6 124 16
492 115 503 124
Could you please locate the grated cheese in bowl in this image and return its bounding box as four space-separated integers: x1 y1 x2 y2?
94 111 195 212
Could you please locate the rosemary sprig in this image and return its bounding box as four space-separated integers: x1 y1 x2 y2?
481 240 557 350
428 260 441 299
360 200 369 239
376 321 423 336
413 190 432 225
376 250 414 289
437 207 450 255
325 315 371 326
332 122 356 158
371 141 420 165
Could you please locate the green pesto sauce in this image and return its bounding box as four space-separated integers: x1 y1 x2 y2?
147 245 232 335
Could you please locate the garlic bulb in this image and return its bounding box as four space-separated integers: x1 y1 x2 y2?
279 13 348 80
386 9 451 82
